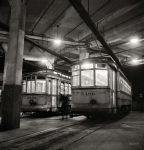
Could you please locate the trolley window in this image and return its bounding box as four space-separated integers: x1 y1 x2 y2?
52 96 57 107
95 70 108 86
81 70 94 86
22 80 26 92
36 80 46 93
119 76 131 95
31 81 35 93
68 84 71 95
65 83 68 95
52 79 57 95
48 80 51 94
113 71 115 90
95 63 107 69
60 82 64 94
72 71 79 86
109 69 112 88
27 81 31 93
72 65 79 71
81 63 93 69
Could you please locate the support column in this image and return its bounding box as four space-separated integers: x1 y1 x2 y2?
1 0 26 130
78 48 89 60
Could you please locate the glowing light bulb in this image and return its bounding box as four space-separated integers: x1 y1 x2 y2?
54 39 61 44
130 38 139 44
41 59 47 63
132 59 138 63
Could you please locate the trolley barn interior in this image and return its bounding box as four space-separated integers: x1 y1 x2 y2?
0 0 144 149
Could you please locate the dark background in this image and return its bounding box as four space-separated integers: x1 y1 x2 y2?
125 64 144 102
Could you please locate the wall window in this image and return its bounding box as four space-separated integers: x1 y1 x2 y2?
36 80 46 93
95 70 108 86
52 80 57 95
72 71 79 86
81 70 94 86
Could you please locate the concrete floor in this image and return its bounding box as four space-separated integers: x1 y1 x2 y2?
0 112 144 150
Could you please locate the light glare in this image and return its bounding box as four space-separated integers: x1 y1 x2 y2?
132 59 138 63
54 39 61 44
130 38 139 43
41 59 47 63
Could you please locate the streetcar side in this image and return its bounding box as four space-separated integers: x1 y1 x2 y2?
116 70 132 113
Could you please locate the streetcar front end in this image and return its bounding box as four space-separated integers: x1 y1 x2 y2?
71 58 117 116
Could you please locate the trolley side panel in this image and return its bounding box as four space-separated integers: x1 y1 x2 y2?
21 94 51 112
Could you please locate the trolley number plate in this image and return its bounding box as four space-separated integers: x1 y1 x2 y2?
26 96 37 100
81 92 95 96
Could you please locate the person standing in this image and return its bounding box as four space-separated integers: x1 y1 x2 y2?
59 95 69 119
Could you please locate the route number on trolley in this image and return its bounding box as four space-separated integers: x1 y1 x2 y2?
26 96 37 100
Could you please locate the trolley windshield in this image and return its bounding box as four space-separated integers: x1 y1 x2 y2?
72 62 108 87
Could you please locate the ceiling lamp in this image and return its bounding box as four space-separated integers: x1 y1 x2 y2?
41 59 47 63
132 59 139 63
54 25 61 45
54 39 61 44
130 38 139 44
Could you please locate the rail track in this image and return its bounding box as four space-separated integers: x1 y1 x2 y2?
0 116 116 150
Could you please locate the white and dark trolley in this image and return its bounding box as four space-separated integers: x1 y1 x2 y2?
71 57 132 118
21 70 71 114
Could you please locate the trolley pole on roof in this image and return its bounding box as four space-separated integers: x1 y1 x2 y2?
68 0 126 76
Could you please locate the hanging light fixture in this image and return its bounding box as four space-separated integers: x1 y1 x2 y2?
54 25 61 45
130 36 140 44
54 39 61 44
41 58 47 63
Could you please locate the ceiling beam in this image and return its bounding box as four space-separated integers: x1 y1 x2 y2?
44 4 75 36
0 21 73 64
69 0 126 75
0 30 85 45
74 0 144 41
25 37 73 64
